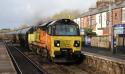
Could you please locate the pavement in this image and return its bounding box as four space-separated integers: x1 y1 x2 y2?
0 41 16 74
82 47 125 60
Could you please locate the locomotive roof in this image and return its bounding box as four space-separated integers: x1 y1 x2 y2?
39 21 53 27
39 19 77 28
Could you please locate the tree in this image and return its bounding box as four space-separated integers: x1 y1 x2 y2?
51 10 81 20
18 24 29 29
0 28 12 33
84 28 96 36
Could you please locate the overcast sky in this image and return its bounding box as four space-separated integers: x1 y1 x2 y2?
0 0 96 29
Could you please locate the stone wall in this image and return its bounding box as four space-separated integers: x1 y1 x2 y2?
81 52 125 74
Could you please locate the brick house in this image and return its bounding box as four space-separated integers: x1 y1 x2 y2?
76 0 125 36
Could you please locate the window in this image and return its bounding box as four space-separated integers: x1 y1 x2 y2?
115 13 117 20
48 26 51 35
54 24 79 36
99 14 102 28
99 14 102 24
122 8 125 22
88 16 91 26
91 18 96 25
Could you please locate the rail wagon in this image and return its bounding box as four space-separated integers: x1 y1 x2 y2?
6 31 19 43
18 27 35 49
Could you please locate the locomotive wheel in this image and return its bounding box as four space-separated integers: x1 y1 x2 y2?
41 48 48 58
36 48 42 55
29 45 33 51
32 46 37 54
41 48 49 62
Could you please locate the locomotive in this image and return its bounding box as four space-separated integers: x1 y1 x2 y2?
10 19 83 63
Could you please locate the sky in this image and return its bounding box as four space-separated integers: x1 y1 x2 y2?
0 0 96 29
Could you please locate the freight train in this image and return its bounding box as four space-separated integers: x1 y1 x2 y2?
8 19 83 63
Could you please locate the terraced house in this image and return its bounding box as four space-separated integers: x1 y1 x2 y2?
74 0 125 49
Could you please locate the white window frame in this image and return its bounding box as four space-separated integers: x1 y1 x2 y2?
122 7 125 23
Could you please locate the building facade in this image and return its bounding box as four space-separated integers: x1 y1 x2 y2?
78 0 125 36
74 18 81 28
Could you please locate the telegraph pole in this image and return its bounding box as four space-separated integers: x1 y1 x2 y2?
109 0 114 54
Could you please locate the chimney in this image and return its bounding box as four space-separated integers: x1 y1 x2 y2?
96 0 115 9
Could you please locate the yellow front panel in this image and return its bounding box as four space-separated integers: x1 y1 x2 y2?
60 40 71 48
50 36 82 57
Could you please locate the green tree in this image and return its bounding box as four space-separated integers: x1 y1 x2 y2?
84 28 96 36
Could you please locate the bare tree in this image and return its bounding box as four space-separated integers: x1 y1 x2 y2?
18 24 29 29
51 9 81 20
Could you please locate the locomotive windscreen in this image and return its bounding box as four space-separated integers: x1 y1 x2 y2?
54 24 80 36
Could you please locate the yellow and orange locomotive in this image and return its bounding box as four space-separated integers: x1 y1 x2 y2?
11 19 83 62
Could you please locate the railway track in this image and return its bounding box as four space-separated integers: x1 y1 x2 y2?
5 42 46 74
13 43 90 74
3 41 91 74
24 54 89 74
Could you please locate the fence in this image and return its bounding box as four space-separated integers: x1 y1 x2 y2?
0 33 5 40
91 36 110 49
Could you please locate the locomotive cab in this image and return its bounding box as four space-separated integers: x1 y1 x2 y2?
47 19 83 62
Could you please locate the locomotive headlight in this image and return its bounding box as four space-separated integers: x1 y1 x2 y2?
57 43 60 47
74 40 80 47
54 40 60 47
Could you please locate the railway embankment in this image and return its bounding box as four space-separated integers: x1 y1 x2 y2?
81 51 125 74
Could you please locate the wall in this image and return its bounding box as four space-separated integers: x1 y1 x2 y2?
91 15 96 32
115 0 125 3
81 52 125 74
80 16 89 28
112 8 122 25
74 18 81 28
91 36 109 48
103 27 109 35
80 17 84 29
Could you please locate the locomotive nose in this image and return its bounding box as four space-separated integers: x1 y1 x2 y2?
60 40 71 48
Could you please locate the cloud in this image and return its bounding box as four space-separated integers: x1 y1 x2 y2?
0 0 96 29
